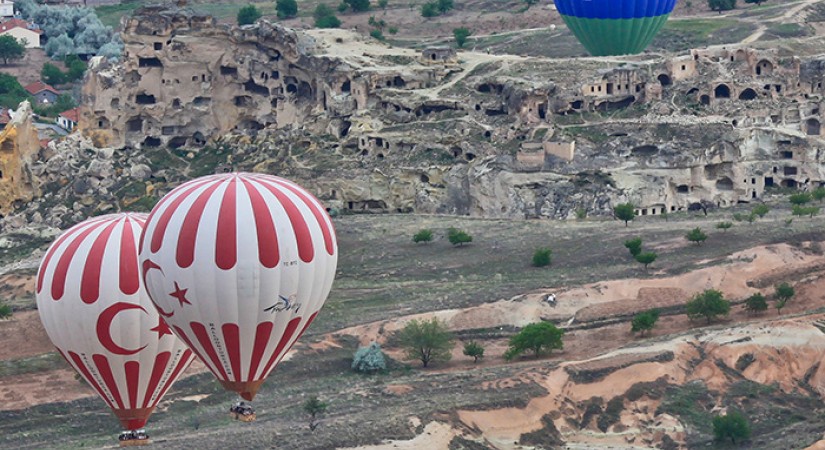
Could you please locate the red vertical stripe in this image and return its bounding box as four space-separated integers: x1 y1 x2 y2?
68 351 115 409
215 180 238 270
150 179 212 253
92 354 125 409
172 325 218 377
176 182 223 268
221 323 242 382
155 349 193 403
38 219 104 294
125 360 140 408
295 311 319 341
80 221 119 304
142 351 171 408
119 219 140 296
254 179 314 263
259 317 301 377
242 179 279 268
274 179 336 256
190 322 230 380
50 222 106 300
247 322 273 381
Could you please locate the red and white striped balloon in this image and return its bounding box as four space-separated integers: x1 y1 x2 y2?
36 213 194 430
139 173 337 400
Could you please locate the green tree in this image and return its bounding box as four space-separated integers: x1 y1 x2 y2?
744 0 767 4
370 29 385 40
314 4 342 28
744 293 767 314
686 289 730 324
789 192 812 206
398 318 454 367
63 55 87 82
412 229 433 243
437 0 454 12
614 203 635 227
0 302 11 320
388 26 398 34
41 63 65 85
716 221 733 232
713 411 751 444
792 205 819 218
624 237 642 257
532 248 552 267
352 342 387 373
337 1 349 12
631 309 659 336
686 227 708 245
524 0 539 8
378 0 389 8
708 0 736 13
0 73 31 109
421 1 439 17
504 322 564 360
751 204 769 218
453 27 471 48
814 187 825 203
463 341 484 362
303 396 328 431
237 4 262 25
447 227 472 246
276 0 299 19
345 0 371 12
635 252 657 269
774 282 794 315
0 35 25 65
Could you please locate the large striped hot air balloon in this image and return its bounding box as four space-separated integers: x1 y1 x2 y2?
36 213 194 444
555 0 678 56
139 173 337 415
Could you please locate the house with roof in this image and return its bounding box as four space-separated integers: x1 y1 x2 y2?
0 18 42 48
0 0 14 19
24 82 59 104
57 107 78 132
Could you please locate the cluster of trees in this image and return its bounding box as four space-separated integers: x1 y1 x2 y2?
384 318 563 368
708 0 767 13
421 0 453 18
15 0 122 59
314 4 342 28
789 192 821 218
41 55 86 85
412 228 472 246
0 73 31 109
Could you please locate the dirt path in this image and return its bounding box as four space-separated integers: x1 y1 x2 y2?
740 0 821 44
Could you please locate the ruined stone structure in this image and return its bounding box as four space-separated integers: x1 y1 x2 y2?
77 5 825 220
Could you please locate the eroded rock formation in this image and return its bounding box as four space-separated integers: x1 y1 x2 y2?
0 101 40 214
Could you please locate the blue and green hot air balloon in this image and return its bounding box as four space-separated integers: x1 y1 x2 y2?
555 0 678 56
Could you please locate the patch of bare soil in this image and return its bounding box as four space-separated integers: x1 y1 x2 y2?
0 368 96 411
0 310 54 360
1 49 67 88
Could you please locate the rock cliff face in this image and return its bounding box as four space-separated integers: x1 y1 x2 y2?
0 102 40 215
71 5 825 221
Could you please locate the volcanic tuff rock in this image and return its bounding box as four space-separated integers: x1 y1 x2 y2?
0 102 39 215
65 6 825 220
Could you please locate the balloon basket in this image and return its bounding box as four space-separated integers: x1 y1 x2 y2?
119 439 151 447
230 411 257 422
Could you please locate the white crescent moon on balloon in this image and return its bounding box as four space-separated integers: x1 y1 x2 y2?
96 302 148 355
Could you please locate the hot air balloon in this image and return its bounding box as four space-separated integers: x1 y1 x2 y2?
555 0 677 56
139 173 337 419
36 213 195 446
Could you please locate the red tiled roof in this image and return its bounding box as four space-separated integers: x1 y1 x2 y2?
59 107 79 123
24 81 58 96
0 18 43 35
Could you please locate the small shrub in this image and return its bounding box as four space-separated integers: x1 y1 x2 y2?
744 293 767 314
713 411 751 444
716 221 732 232
686 289 730 324
412 229 433 243
631 309 659 336
447 227 472 246
504 322 563 360
575 207 587 220
421 1 439 17
789 192 812 206
352 342 387 373
614 203 635 226
774 282 794 314
635 251 657 269
814 187 825 203
276 0 299 19
388 26 398 34
453 27 471 48
370 29 385 41
624 237 642 257
532 248 552 267
304 396 328 431
237 4 262 25
0 302 11 319
751 204 769 218
685 227 707 245
463 341 484 362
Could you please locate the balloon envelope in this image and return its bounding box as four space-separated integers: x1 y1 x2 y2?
36 213 194 430
139 173 337 401
555 0 677 56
